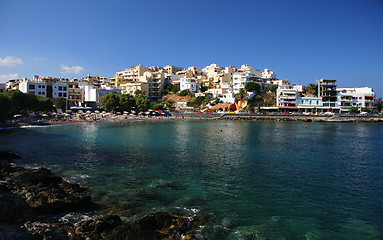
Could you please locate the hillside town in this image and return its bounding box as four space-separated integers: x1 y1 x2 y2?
0 63 378 114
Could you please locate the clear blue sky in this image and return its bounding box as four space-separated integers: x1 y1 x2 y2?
1 0 382 97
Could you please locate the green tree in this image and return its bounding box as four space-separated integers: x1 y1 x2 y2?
119 94 136 112
151 103 165 110
200 86 208 93
100 93 120 112
0 94 12 121
306 84 318 96
244 82 260 93
135 94 150 112
5 90 28 114
269 84 278 95
235 88 247 99
375 98 382 112
361 107 371 113
38 97 54 113
349 107 359 113
171 84 180 93
54 97 67 111
178 89 190 96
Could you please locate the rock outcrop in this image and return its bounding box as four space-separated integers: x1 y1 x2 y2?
0 153 208 239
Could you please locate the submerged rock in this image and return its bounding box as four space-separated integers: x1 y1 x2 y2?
107 212 200 240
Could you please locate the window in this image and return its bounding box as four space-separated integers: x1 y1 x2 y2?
58 93 62 97
63 93 67 97
59 86 62 91
63 87 67 91
29 85 35 89
38 92 41 95
42 85 45 88
38 85 41 88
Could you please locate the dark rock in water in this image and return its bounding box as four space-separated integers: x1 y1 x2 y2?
75 215 122 239
106 202 142 217
22 221 69 240
1 165 98 215
107 212 199 240
135 189 159 200
10 167 62 186
0 151 21 162
0 162 98 227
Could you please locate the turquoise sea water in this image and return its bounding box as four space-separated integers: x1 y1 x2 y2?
1 120 383 239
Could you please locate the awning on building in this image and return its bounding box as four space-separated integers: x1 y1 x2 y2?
278 106 299 109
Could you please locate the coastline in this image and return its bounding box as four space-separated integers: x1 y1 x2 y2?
2 112 383 130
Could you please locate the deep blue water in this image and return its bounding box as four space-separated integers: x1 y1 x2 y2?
1 120 383 239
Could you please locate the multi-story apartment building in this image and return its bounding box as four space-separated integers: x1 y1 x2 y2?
233 72 264 94
120 81 149 96
112 65 150 85
276 84 298 110
84 75 108 87
18 79 47 97
240 64 262 78
139 71 165 100
66 79 84 106
318 79 338 108
337 87 375 112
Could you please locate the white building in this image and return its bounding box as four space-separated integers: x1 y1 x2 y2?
240 64 262 78
180 78 199 93
337 87 375 111
82 85 121 108
262 69 277 79
232 72 264 94
52 82 68 98
18 79 47 98
276 84 298 111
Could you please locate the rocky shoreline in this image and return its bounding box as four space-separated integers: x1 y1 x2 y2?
0 152 206 240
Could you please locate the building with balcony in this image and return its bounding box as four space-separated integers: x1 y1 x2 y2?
337 87 375 112
233 72 264 94
114 65 149 82
84 75 108 87
120 81 149 96
139 71 165 100
318 79 338 108
276 84 298 111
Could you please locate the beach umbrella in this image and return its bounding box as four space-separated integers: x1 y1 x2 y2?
95 110 100 114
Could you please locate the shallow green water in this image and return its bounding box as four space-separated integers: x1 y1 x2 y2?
1 120 383 239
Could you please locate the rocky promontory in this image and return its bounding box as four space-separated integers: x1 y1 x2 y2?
0 152 205 239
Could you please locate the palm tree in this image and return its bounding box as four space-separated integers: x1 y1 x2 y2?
306 84 318 96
